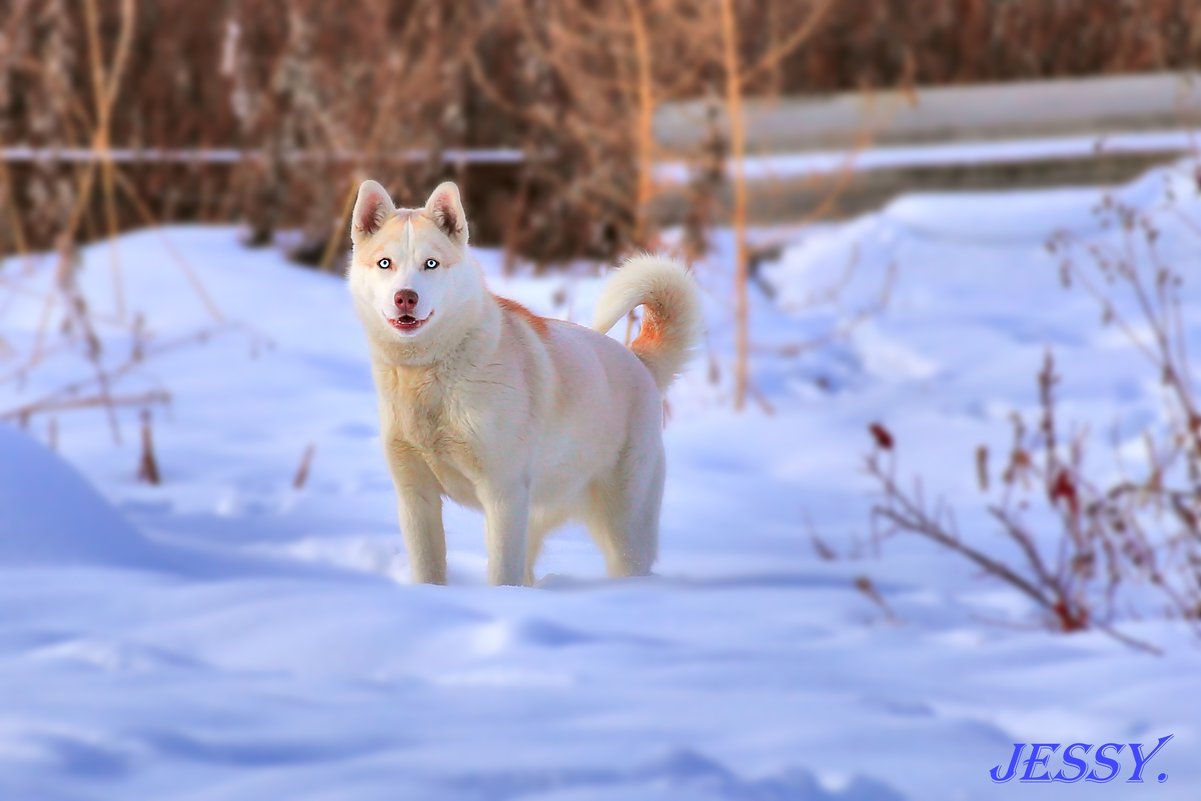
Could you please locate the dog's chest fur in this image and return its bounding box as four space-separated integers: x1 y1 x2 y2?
377 367 483 506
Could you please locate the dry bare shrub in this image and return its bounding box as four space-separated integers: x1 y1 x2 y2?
1046 186 1201 634
867 168 1201 653
868 356 1160 654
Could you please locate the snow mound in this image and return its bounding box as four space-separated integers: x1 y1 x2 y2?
0 425 164 569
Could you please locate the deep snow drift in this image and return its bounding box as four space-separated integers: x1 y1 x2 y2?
2 163 1200 800
0 424 159 569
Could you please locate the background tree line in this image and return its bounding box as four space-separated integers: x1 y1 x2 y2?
2 0 1198 266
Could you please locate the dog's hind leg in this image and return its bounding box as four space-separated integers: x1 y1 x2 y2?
523 507 573 585
523 520 551 587
586 439 665 578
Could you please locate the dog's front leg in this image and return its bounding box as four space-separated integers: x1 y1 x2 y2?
385 443 447 585
480 479 530 586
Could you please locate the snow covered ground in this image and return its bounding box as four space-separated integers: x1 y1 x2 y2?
3 162 1201 800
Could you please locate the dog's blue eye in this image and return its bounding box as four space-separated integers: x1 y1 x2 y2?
425 259 439 270
377 258 391 269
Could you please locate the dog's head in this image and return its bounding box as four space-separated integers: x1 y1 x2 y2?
347 180 478 360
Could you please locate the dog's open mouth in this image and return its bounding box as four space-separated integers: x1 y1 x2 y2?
387 310 433 333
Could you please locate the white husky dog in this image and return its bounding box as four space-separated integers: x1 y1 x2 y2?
348 180 701 586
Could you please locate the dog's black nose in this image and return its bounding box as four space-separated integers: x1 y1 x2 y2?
394 289 419 313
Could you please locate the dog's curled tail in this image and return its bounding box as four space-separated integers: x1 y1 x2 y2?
593 255 702 393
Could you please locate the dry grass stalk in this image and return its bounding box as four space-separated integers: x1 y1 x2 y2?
623 0 657 247
292 443 316 490
2 390 170 421
136 409 160 485
718 0 750 412
854 575 898 623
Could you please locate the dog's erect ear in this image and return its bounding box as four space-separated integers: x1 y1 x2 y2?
424 181 468 246
351 180 395 242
